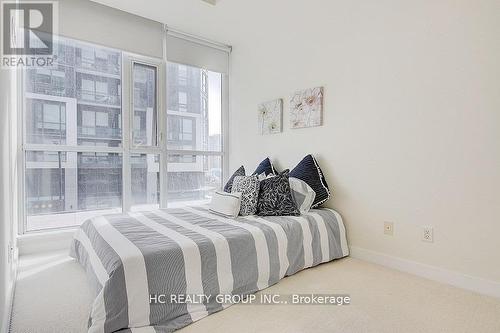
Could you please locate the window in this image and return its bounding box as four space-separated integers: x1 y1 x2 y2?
23 38 126 231
178 91 187 112
129 61 161 212
132 63 158 147
26 99 66 145
131 154 160 211
82 110 95 127
77 152 123 210
21 34 228 233
167 116 195 149
22 37 163 232
166 62 224 206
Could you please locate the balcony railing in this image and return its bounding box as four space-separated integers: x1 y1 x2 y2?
77 58 121 76
77 89 121 106
28 81 73 98
27 134 66 146
78 126 122 139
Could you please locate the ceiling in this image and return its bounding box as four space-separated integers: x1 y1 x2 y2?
91 0 238 44
90 0 329 51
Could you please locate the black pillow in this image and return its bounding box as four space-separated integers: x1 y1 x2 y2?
257 170 300 216
252 157 277 176
224 166 245 192
289 155 331 208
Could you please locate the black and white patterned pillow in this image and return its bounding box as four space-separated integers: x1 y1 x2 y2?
252 157 277 176
257 171 300 216
224 166 245 193
231 175 260 216
289 154 331 208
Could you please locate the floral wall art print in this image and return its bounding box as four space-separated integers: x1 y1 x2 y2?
290 86 324 129
258 99 283 135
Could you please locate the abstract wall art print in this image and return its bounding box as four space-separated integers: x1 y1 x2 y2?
258 99 283 135
290 86 324 129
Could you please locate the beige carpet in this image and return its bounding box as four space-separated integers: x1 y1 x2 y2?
10 251 500 333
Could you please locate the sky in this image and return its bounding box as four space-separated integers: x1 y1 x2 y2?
208 71 222 136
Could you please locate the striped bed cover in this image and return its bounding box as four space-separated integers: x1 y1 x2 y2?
70 206 349 333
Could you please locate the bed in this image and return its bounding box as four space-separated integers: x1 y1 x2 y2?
70 205 349 333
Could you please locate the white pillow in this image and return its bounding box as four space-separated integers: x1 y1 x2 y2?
209 191 242 218
289 177 316 214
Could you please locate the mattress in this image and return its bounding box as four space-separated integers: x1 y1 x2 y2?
70 206 349 333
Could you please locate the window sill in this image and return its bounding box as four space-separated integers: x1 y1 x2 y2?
17 228 77 256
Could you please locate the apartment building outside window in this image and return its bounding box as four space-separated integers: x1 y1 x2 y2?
23 38 127 231
166 63 223 205
21 36 227 232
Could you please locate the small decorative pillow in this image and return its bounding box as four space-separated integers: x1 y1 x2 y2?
290 154 331 208
252 157 277 176
257 171 300 216
209 191 242 218
289 177 316 214
224 166 245 193
231 175 260 216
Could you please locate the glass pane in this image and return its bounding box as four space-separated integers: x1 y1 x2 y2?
132 63 157 146
166 115 195 150
78 106 121 146
25 151 122 231
25 38 122 148
77 152 123 210
167 154 222 207
82 110 95 127
167 62 222 152
131 154 160 212
96 112 109 127
26 99 66 145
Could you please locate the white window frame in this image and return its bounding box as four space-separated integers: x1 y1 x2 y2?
18 37 165 234
123 55 165 213
17 35 229 234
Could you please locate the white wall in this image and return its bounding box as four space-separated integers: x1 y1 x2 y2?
0 67 18 330
92 0 500 284
226 0 500 283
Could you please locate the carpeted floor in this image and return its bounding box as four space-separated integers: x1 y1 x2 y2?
9 251 500 333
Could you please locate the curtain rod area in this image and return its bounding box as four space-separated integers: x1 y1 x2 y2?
164 24 232 53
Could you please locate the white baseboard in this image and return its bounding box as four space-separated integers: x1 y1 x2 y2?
350 246 500 299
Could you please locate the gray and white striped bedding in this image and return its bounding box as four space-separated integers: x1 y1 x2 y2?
70 205 349 333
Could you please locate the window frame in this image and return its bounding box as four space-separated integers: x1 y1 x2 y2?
18 37 166 234
17 35 229 234
123 55 165 213
130 61 161 149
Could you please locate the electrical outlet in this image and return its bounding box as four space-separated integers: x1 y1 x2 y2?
422 226 433 242
384 222 394 236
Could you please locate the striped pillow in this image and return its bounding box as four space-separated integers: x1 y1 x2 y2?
289 177 316 214
289 154 331 208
